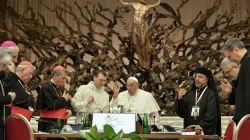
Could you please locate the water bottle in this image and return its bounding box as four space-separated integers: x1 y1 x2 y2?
142 113 149 134
84 114 90 129
56 117 62 133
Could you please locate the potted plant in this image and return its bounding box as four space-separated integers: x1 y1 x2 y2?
79 124 146 140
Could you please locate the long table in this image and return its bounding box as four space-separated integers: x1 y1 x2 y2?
34 133 222 139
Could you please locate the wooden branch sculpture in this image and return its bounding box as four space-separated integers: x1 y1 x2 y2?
1 0 249 115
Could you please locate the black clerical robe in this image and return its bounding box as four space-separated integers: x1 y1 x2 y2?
233 51 250 123
37 82 70 133
174 88 220 135
0 71 18 140
228 80 236 105
12 78 35 110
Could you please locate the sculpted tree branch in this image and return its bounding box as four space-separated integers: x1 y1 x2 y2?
2 0 249 116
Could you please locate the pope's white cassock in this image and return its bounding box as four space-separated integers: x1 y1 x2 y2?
110 89 161 128
71 81 110 124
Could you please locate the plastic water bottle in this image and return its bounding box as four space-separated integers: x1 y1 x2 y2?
84 114 90 129
56 117 62 133
142 113 149 134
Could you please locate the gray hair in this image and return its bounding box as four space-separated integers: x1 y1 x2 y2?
1 46 19 54
50 69 67 79
220 57 237 69
0 48 12 66
16 65 36 72
222 38 245 51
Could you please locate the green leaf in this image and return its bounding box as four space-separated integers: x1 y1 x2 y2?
116 130 124 138
90 125 97 139
103 124 116 138
124 132 143 139
79 131 95 140
96 132 106 140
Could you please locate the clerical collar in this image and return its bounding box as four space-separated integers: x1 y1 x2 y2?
18 78 26 89
197 85 207 92
240 51 250 64
50 80 58 88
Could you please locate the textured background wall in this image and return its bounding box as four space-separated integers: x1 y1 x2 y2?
2 0 250 115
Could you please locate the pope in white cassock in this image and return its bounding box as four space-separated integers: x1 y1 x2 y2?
71 70 110 124
110 77 161 128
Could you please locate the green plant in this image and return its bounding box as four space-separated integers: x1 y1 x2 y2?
79 124 146 140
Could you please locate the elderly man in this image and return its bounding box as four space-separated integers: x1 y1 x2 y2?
222 38 250 124
1 40 19 63
0 49 16 140
111 77 161 127
0 41 20 119
11 61 36 119
71 70 109 124
174 67 221 136
37 66 72 133
220 57 240 111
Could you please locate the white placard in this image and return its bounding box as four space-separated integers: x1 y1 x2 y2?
92 113 136 133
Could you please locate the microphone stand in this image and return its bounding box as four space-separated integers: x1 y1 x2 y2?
38 119 57 133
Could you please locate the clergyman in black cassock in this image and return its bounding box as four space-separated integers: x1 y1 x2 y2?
174 67 221 136
37 66 72 134
222 38 250 124
0 50 18 140
11 61 36 118
233 52 250 123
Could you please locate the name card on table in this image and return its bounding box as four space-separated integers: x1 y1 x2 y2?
92 113 136 133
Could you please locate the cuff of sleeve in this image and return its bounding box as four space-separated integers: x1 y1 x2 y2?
78 100 88 112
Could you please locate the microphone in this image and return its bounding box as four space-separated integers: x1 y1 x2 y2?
153 116 156 125
37 119 57 133
149 114 161 132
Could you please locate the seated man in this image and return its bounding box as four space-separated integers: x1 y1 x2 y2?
0 49 16 140
37 66 72 133
12 61 36 119
71 70 109 124
174 67 221 136
110 77 161 128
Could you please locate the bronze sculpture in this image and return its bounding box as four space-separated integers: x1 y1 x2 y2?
119 0 161 69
